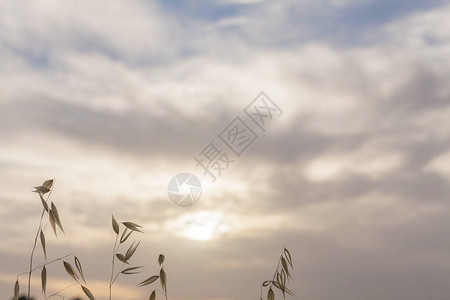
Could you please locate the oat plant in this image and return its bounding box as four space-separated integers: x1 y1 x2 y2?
137 254 168 300
14 179 293 300
260 248 295 300
13 179 95 300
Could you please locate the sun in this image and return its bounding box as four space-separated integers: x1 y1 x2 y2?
184 221 216 240
169 211 226 241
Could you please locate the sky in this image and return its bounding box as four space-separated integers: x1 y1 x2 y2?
1 0 450 299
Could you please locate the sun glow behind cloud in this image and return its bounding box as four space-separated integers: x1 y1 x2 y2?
167 211 229 241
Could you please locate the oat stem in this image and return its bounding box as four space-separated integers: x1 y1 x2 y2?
27 186 53 300
260 252 284 299
109 233 119 300
111 261 126 284
45 283 78 300
18 253 75 279
162 262 168 300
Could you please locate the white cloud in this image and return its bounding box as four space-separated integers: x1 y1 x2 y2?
383 3 450 48
1 1 450 299
426 151 450 180
0 0 179 62
303 148 404 182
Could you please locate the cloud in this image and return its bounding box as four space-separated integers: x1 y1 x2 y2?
1 1 450 300
0 0 181 64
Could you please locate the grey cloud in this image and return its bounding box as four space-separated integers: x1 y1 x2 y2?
0 97 237 158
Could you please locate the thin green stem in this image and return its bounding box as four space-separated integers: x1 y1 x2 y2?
155 288 166 298
111 261 126 285
261 253 283 299
27 209 45 300
272 255 282 281
18 253 75 279
45 283 78 300
109 233 119 300
27 186 53 300
34 253 75 273
162 263 168 300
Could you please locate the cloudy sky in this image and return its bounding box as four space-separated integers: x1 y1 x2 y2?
1 0 450 299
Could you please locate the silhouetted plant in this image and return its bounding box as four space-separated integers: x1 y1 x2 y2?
260 247 295 300
137 254 168 300
13 179 97 300
13 179 167 300
13 179 293 300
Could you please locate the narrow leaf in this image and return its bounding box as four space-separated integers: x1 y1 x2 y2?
42 179 54 189
39 193 49 212
276 272 282 289
116 253 129 264
40 230 46 259
149 290 156 300
273 281 282 289
120 228 132 244
278 271 286 299
125 241 140 261
160 269 167 292
285 286 295 296
112 215 119 235
281 257 290 279
34 186 50 195
13 279 19 300
122 222 143 233
41 266 47 295
138 275 159 287
281 270 286 288
51 202 64 234
262 280 272 287
158 254 165 266
82 286 96 300
49 209 57 237
121 266 143 275
283 248 293 269
123 221 142 228
63 261 79 282
75 256 86 283
267 287 274 300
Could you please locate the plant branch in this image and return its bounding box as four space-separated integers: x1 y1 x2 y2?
111 261 126 285
109 233 119 300
45 283 78 300
27 186 53 300
18 253 75 278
